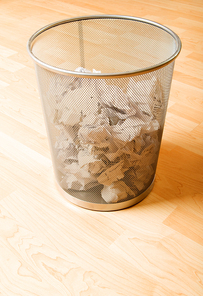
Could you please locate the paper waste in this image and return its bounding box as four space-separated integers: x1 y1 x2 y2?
50 68 163 203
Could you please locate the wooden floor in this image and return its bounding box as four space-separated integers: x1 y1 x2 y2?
0 0 203 295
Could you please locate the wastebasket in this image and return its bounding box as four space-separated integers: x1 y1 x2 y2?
27 15 181 211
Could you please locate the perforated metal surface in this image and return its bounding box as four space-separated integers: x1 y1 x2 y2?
28 15 181 210
29 15 181 77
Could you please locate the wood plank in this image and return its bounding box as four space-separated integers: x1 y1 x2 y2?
0 113 50 158
110 229 203 296
157 145 203 190
168 102 203 124
164 206 203 245
0 0 203 295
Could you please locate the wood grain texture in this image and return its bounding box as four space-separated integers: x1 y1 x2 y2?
0 0 203 295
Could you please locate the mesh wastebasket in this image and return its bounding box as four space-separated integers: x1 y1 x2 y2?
27 15 181 211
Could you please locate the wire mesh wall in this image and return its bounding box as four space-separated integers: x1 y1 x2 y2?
28 15 181 210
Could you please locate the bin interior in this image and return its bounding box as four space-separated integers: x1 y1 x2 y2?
31 17 178 74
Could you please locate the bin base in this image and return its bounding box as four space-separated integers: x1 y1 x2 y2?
56 179 155 211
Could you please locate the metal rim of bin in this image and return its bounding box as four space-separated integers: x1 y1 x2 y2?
56 178 155 211
27 14 182 79
28 15 181 210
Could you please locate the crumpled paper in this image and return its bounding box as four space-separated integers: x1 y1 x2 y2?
51 67 163 203
101 181 135 203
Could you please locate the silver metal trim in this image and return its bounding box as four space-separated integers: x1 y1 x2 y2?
55 179 155 211
27 15 182 78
